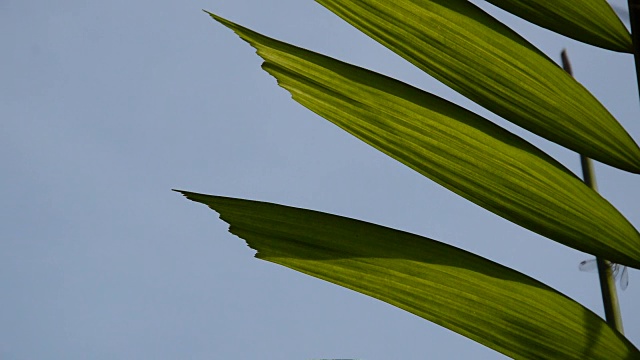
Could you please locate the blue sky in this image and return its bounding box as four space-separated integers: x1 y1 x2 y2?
2 0 639 359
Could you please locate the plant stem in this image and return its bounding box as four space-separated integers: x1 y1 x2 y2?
581 156 625 334
561 50 624 334
629 0 640 101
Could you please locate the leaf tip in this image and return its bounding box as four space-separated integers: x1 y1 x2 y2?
173 189 210 205
203 10 237 31
173 188 190 197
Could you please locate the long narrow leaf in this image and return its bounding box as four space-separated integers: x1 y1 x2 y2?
312 0 640 173
206 13 640 268
176 190 640 359
485 0 632 52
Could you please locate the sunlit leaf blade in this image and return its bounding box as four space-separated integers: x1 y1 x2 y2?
312 0 640 173
206 13 640 268
485 0 632 52
176 190 640 359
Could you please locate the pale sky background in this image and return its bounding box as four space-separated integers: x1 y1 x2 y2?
2 1 639 359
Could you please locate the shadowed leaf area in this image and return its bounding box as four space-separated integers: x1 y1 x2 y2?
485 0 632 52
176 190 640 360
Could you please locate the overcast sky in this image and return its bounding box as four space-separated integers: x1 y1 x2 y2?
2 0 639 359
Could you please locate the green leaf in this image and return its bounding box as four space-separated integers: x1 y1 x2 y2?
485 0 632 52
176 190 640 360
206 13 640 269
312 0 640 173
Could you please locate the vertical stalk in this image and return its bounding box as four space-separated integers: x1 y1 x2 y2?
629 0 640 100
561 50 624 334
581 155 625 333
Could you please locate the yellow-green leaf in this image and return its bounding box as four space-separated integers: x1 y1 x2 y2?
176 190 640 359
313 0 640 173
485 0 632 52
206 13 640 268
